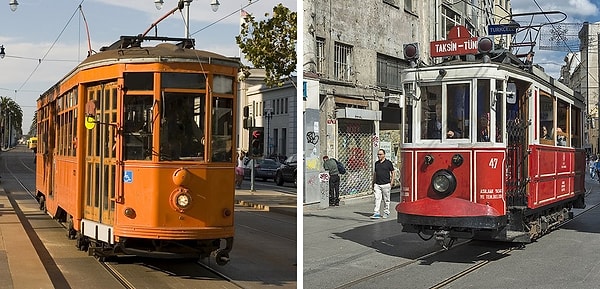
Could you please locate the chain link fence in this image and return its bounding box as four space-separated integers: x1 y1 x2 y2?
337 131 374 197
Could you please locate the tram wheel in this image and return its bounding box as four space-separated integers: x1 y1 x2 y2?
39 195 46 213
76 234 89 252
67 217 77 240
215 249 230 266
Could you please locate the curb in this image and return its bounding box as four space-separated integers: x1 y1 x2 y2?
235 199 297 217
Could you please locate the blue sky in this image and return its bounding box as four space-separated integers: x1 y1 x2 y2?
0 0 295 134
511 0 600 78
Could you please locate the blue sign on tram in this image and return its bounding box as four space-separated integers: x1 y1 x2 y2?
488 24 518 35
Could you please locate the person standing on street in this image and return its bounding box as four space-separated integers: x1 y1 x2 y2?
323 155 340 206
235 151 245 189
371 149 395 219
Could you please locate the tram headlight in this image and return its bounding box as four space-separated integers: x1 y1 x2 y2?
176 193 190 208
431 170 457 196
170 188 193 212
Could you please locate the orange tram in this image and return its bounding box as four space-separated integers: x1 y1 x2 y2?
396 35 586 248
35 35 238 264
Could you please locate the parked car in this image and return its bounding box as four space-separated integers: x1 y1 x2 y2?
275 154 297 186
244 158 281 181
268 154 287 164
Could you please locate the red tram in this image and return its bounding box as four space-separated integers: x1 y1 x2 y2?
396 36 586 247
35 34 238 264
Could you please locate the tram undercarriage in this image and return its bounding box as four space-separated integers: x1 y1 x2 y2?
399 197 581 249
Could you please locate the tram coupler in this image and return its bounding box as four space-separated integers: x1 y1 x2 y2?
434 230 455 249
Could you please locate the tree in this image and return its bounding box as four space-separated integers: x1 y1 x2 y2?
236 4 297 87
0 96 23 148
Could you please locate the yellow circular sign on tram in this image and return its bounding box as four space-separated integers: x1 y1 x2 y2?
85 116 96 130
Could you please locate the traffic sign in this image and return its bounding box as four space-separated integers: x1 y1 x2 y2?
488 24 518 35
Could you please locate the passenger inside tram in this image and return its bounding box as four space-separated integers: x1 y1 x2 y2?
478 115 490 142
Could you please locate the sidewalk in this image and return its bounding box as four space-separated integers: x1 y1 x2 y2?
0 187 54 289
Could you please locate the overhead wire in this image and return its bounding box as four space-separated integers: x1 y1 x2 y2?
189 0 263 36
15 0 86 93
531 0 599 86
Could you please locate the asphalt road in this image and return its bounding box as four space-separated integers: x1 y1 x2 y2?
1 146 297 289
304 174 600 289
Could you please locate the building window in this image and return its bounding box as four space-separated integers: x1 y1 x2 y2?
404 0 412 12
377 53 403 92
334 42 353 82
316 37 325 74
442 6 461 39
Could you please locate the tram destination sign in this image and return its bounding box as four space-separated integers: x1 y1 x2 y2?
430 37 478 58
488 24 518 35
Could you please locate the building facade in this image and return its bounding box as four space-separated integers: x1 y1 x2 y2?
238 69 297 160
567 22 600 155
303 0 505 204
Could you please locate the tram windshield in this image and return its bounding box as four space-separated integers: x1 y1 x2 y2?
159 93 205 161
420 83 470 140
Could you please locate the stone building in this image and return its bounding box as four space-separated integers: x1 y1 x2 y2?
303 0 508 204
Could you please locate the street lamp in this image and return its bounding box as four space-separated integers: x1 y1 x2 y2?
8 0 17 12
264 108 273 157
153 0 220 38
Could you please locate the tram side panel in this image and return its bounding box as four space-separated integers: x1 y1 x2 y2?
53 157 80 219
528 145 579 209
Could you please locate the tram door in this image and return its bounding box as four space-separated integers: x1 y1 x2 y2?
83 83 118 225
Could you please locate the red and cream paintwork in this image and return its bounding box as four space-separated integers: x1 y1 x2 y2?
399 148 506 219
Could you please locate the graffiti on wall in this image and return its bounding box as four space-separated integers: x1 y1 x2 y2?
306 131 319 145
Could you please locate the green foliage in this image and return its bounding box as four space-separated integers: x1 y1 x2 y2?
0 96 23 146
236 4 297 87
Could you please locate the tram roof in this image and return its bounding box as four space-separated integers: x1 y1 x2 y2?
80 36 240 68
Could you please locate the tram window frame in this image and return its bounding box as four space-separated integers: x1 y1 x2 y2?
420 85 442 140
123 95 154 161
571 106 582 147
159 92 206 161
446 82 470 140
210 96 233 162
495 80 504 143
476 79 491 143
556 99 569 147
403 83 414 143
213 75 234 94
124 72 154 91
161 72 206 90
539 91 555 146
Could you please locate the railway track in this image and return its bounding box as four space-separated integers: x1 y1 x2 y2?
1 147 259 288
328 192 600 289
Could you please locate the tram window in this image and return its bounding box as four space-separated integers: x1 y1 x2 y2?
477 80 491 142
211 97 233 162
447 83 470 139
160 93 205 161
213 75 234 94
539 92 554 145
124 72 154 90
123 95 154 160
422 85 442 139
162 73 206 89
495 80 504 142
557 100 569 146
572 106 582 147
